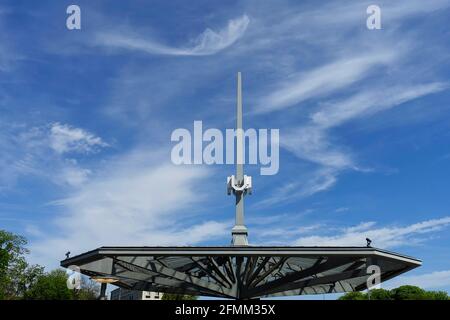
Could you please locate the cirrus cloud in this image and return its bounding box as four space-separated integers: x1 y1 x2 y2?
293 217 450 248
96 14 250 56
50 122 108 155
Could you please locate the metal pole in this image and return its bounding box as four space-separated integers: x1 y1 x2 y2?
99 283 107 300
236 72 244 182
236 72 244 226
231 72 248 246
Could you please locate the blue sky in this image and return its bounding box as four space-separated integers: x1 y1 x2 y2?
1 0 450 296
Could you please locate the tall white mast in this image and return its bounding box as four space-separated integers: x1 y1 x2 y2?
228 72 251 246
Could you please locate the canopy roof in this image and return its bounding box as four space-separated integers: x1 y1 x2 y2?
61 246 421 299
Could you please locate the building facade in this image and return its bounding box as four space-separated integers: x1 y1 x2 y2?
110 288 162 300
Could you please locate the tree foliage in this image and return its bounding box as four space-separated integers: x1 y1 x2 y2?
24 269 73 300
339 286 449 300
0 230 44 299
24 269 99 300
338 291 367 300
368 288 392 300
1 229 98 300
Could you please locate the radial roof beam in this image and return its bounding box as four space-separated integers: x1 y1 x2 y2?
114 256 235 298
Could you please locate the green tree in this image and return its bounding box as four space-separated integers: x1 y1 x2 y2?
24 269 100 300
340 285 449 300
9 261 44 298
338 291 367 300
367 288 392 300
0 230 44 299
162 293 198 300
24 269 73 300
397 286 450 300
0 230 27 299
0 230 99 300
391 285 428 300
424 290 449 300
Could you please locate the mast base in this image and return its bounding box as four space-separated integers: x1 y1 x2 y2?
231 225 249 246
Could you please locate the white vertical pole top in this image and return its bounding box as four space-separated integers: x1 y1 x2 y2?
236 72 244 181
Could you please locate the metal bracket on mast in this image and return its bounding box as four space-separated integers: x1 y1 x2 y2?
228 72 251 246
227 175 252 195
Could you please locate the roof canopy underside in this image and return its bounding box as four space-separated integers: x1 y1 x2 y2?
61 246 421 299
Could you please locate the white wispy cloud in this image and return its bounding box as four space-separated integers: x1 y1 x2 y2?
236 0 450 204
256 168 338 207
293 217 450 248
50 122 108 154
282 127 354 169
29 149 228 267
56 160 92 187
291 0 450 32
0 122 107 189
282 83 448 167
311 82 449 128
269 82 449 204
386 270 450 290
95 15 250 56
253 224 322 239
256 52 396 114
